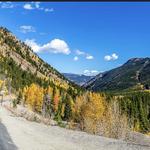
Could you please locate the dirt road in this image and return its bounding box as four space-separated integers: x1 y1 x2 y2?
0 105 150 150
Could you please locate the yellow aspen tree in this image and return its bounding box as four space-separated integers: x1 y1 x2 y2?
0 80 3 89
61 103 65 118
53 87 60 112
81 92 106 134
74 92 90 123
24 83 44 112
47 86 53 96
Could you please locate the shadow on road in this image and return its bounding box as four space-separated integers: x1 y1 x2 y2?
0 122 18 150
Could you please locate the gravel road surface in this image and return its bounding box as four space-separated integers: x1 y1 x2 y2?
0 105 150 150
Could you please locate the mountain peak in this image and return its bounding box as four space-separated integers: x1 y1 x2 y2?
84 57 150 91
123 57 150 66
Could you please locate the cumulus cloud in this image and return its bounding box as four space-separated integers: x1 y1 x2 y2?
23 2 54 13
104 53 119 61
23 4 34 10
41 39 70 54
112 53 118 60
76 49 85 55
45 8 54 12
86 55 94 60
0 2 14 9
25 39 40 53
19 25 36 33
34 2 40 9
75 49 94 60
104 55 111 61
73 56 79 61
83 70 99 76
25 38 71 55
0 2 53 13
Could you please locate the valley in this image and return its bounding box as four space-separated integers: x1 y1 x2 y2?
1 2 150 149
0 26 150 149
63 73 94 85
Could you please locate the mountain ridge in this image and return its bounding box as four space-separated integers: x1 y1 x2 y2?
0 27 81 92
83 57 150 92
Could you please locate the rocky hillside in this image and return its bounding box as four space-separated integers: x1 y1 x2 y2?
0 27 80 92
63 73 94 86
84 58 150 92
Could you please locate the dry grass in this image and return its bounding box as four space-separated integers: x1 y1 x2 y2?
4 103 57 126
81 100 130 140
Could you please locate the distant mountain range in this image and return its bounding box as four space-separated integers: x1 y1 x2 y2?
63 73 94 86
83 58 150 92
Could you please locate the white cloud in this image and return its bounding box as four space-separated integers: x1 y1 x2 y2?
0 2 14 9
112 53 118 60
19 25 36 33
45 8 54 12
0 2 53 12
23 2 54 13
41 39 70 54
23 3 34 10
83 70 99 76
83 70 89 74
86 55 94 60
25 38 71 55
91 70 99 74
74 56 79 61
25 39 40 53
75 49 94 60
104 53 119 61
35 2 40 9
76 49 85 55
104 55 112 61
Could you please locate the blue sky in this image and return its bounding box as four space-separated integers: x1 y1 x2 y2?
0 2 150 75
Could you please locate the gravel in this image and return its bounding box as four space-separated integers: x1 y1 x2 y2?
0 104 150 150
